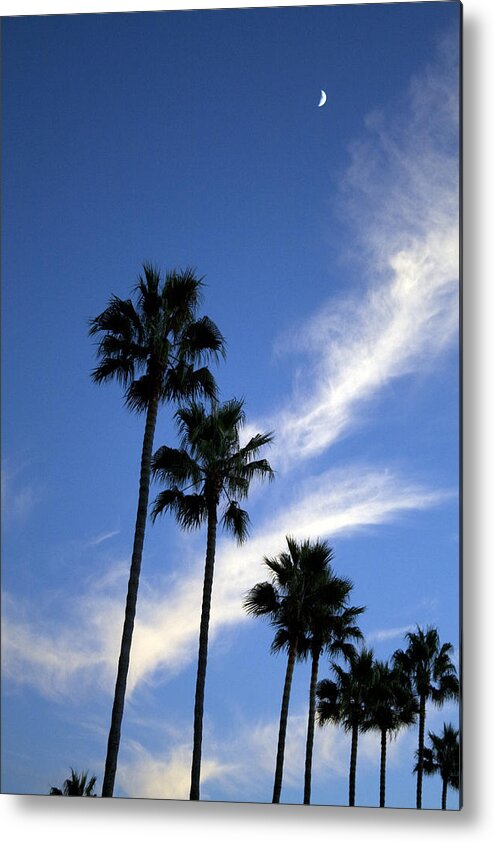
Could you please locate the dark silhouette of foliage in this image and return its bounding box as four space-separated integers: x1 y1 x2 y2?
393 626 459 809
244 536 347 804
89 264 224 797
362 660 418 807
50 769 97 797
415 722 460 809
300 555 364 805
151 397 273 800
317 646 374 806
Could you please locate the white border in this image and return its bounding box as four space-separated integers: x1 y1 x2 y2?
2 0 493 839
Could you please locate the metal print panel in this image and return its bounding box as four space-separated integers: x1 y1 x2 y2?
1 1 461 810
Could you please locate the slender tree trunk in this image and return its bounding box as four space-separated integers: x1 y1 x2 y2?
379 728 387 808
272 639 297 804
441 777 448 810
102 391 160 797
303 646 320 805
349 723 359 807
416 694 427 809
189 501 218 801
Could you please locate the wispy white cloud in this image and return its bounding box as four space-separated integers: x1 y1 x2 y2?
2 465 452 699
117 739 230 800
1 459 43 523
86 529 120 547
247 33 459 470
366 625 415 644
115 701 423 804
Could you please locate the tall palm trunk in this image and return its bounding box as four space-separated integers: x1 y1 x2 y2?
102 390 159 797
189 500 218 801
441 776 448 810
349 723 359 807
379 728 387 808
303 645 320 805
416 694 426 809
273 639 297 804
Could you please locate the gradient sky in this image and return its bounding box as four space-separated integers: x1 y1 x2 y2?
1 2 461 809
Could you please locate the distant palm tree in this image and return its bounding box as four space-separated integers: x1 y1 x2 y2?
89 265 225 797
393 626 459 809
317 647 375 806
301 559 364 805
151 398 273 800
362 660 418 808
50 769 97 796
415 722 460 810
244 536 335 804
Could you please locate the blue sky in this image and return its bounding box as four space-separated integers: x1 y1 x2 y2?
2 2 460 809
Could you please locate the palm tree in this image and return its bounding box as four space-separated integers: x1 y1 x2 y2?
415 722 460 810
244 536 336 804
362 660 418 808
50 769 98 796
393 626 460 809
151 398 274 800
317 646 375 807
302 561 364 805
89 265 225 797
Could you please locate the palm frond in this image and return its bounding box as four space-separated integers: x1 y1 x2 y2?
151 445 202 488
89 296 143 341
221 500 250 543
243 581 279 617
226 458 275 496
182 315 226 361
164 364 218 403
91 356 135 387
124 374 155 413
162 267 203 331
237 431 275 461
150 487 207 529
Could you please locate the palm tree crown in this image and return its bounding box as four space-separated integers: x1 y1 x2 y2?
152 397 274 800
300 560 364 805
393 625 459 809
362 659 418 807
244 536 344 804
317 646 375 806
415 722 460 809
89 264 224 410
89 265 225 798
151 398 274 536
50 769 97 797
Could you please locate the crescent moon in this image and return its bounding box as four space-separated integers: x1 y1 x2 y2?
318 89 327 107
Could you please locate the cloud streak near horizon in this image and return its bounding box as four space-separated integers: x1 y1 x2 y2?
2 464 453 699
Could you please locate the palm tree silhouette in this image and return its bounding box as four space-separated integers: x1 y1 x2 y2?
301 557 364 805
244 536 336 804
393 626 459 809
415 722 460 810
50 769 97 796
89 265 225 797
317 646 375 806
151 397 273 800
362 660 418 808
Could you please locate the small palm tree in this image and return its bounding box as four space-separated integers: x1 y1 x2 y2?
151 398 274 800
317 647 375 806
89 265 225 797
244 536 335 804
415 723 460 810
50 769 97 796
301 560 364 805
362 660 418 808
393 626 459 809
